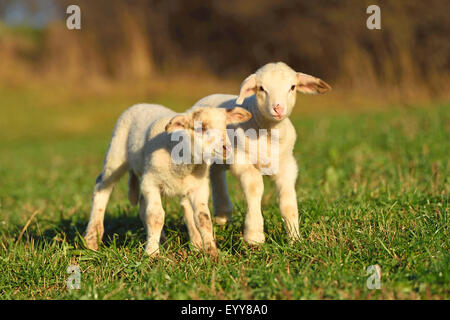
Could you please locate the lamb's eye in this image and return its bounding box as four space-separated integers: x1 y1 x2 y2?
259 86 265 92
290 85 296 91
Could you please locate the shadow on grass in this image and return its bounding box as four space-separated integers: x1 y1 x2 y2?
9 205 288 257
11 208 196 250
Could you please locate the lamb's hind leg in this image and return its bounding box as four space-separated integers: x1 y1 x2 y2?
210 164 233 225
84 134 128 250
84 164 127 250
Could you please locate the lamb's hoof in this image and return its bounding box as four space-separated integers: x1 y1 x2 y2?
244 231 265 245
205 245 218 259
190 238 203 251
84 235 100 251
145 245 160 258
214 215 230 226
288 233 301 244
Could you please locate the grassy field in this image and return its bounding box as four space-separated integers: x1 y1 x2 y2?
0 87 448 299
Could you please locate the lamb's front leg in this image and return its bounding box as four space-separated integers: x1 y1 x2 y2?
232 164 265 244
181 197 202 249
273 155 300 241
189 183 218 257
141 179 165 257
139 195 166 245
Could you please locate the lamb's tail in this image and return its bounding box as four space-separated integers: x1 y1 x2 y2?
128 171 140 206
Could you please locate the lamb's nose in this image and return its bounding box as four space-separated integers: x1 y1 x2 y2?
273 104 284 115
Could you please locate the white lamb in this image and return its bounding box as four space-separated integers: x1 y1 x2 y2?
84 103 252 257
192 62 331 244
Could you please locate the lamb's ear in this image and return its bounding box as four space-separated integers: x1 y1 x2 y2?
165 114 189 133
226 106 252 124
296 72 331 94
236 74 257 104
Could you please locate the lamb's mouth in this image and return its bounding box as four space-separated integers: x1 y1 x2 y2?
272 114 284 120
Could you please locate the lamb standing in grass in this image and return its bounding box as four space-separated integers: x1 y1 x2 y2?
192 62 331 244
84 103 252 257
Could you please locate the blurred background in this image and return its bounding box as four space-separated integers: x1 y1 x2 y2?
0 0 449 142
1 0 449 105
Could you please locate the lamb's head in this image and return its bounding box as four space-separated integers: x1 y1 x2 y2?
165 106 251 164
236 62 331 122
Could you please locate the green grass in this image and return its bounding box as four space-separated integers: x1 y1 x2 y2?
0 88 448 299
